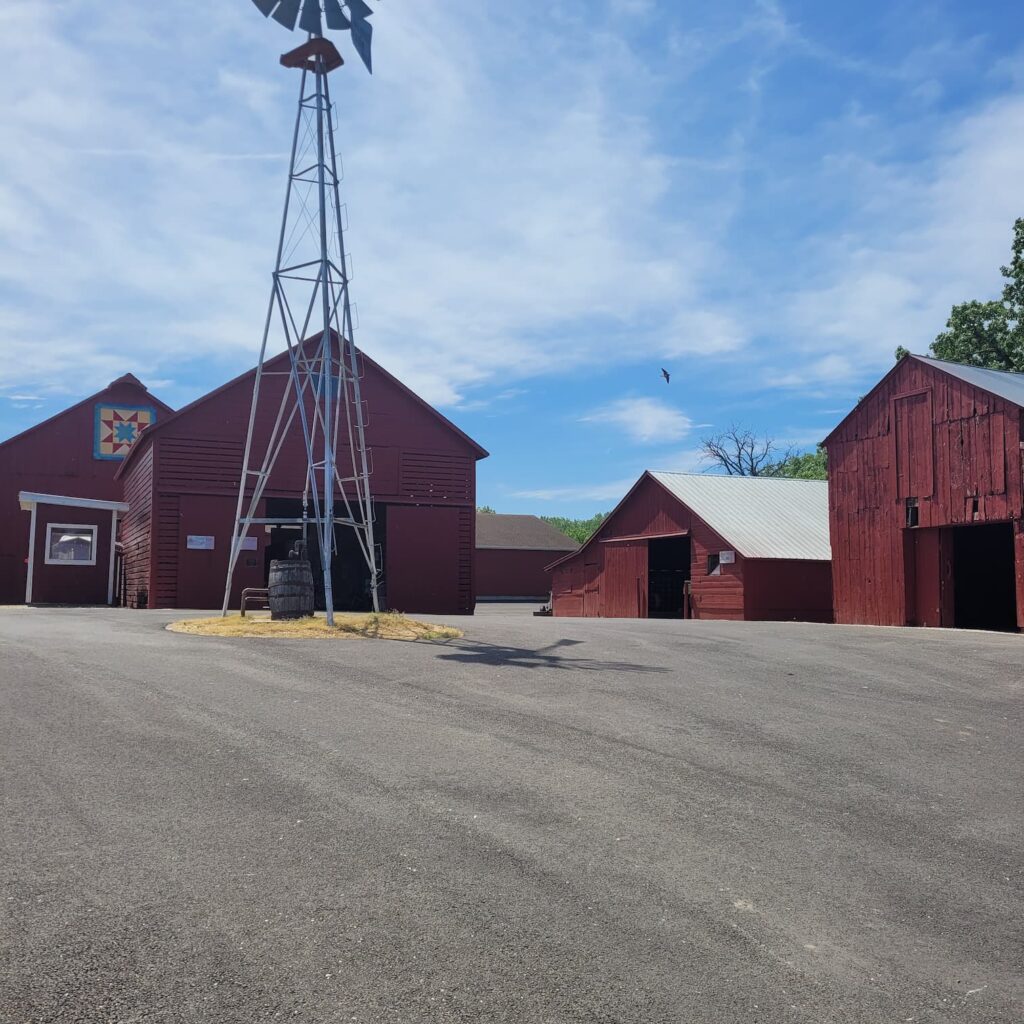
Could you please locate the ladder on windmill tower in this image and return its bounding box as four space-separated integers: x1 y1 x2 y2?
223 1 380 624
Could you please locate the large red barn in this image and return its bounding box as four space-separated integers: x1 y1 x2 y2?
0 374 172 605
116 341 487 614
824 355 1024 630
547 471 833 621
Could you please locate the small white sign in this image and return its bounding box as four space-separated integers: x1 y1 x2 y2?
187 535 215 550
719 550 735 564
240 536 258 551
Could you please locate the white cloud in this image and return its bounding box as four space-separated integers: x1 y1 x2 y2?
581 397 693 443
513 478 637 503
775 92 1024 388
0 0 744 408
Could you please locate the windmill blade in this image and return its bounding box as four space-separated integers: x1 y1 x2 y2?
272 0 301 30
347 0 376 68
349 12 373 72
299 0 322 34
346 0 374 19
251 0 279 16
323 0 351 29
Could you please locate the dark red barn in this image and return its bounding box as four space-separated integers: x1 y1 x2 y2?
475 514 577 600
824 355 1024 630
0 375 171 605
547 472 833 621
117 342 487 614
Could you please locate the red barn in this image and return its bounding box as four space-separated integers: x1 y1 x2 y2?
824 355 1024 631
475 514 577 600
0 375 171 605
117 341 487 614
547 472 832 621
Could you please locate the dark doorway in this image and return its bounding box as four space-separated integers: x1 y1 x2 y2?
647 535 690 619
951 522 1017 631
263 497 385 612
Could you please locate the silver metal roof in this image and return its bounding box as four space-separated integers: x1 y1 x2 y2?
913 356 1024 408
648 472 831 561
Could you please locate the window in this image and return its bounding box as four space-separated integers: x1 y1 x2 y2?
707 553 721 576
44 524 98 566
905 498 919 529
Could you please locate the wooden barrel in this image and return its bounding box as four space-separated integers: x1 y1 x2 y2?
268 558 315 620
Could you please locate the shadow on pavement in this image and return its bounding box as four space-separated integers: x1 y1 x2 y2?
436 637 668 673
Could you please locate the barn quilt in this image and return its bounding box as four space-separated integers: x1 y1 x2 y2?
93 404 156 460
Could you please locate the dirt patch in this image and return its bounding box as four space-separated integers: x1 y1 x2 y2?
167 612 462 642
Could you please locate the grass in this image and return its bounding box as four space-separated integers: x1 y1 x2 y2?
167 611 462 642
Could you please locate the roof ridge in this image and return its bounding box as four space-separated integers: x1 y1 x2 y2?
916 354 1024 379
649 469 826 482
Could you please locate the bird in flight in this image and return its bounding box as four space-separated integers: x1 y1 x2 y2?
661 368 671 383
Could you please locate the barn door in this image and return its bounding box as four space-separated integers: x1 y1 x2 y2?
894 391 934 499
583 560 600 616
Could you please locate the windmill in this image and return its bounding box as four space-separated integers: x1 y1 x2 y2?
222 0 380 625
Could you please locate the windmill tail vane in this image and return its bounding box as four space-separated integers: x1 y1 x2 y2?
250 0 376 72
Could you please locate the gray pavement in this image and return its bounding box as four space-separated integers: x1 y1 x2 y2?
1 605 1021 1023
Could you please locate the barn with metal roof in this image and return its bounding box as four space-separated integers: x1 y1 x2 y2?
546 471 833 621
824 354 1024 631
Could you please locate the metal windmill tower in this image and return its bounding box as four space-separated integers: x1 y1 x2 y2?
223 0 380 624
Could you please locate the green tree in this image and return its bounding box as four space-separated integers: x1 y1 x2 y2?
477 505 496 514
540 512 608 545
918 217 1024 371
770 445 828 480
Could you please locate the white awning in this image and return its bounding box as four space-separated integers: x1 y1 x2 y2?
18 491 129 514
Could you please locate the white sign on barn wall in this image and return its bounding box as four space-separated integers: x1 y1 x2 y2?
719 550 736 564
240 536 258 551
187 535 215 550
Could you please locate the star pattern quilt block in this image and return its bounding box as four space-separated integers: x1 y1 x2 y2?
94 404 156 460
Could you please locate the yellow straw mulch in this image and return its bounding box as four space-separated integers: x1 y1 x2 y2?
167 611 462 642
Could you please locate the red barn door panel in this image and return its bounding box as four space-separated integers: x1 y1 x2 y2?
386 505 473 614
893 391 933 499
601 540 647 617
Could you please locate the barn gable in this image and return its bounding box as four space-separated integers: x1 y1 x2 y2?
824 354 1024 629
117 339 486 613
0 375 171 605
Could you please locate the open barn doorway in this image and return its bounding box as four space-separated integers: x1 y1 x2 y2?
647 535 690 619
263 497 385 612
951 522 1017 631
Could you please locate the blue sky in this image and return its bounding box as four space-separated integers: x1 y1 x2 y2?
1 0 1022 516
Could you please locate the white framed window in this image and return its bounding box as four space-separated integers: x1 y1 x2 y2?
44 523 98 566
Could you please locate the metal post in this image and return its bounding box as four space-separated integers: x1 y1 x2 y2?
314 54 336 626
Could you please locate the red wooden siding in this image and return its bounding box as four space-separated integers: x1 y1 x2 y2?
476 549 565 598
825 357 1024 627
0 376 170 604
386 505 474 614
121 444 155 608
601 540 648 617
550 473 830 622
741 560 833 623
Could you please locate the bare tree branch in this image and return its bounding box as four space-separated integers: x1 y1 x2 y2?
698 425 796 476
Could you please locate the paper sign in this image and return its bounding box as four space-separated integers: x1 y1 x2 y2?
240 536 258 551
719 550 735 564
187 535 215 550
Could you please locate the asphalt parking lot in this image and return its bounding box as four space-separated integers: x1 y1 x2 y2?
1 605 1021 1023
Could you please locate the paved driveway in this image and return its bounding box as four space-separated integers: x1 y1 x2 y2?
1 606 1021 1022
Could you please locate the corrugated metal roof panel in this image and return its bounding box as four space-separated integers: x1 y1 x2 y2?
914 356 1024 408
648 472 831 560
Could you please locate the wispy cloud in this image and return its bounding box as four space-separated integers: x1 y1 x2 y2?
581 397 693 443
